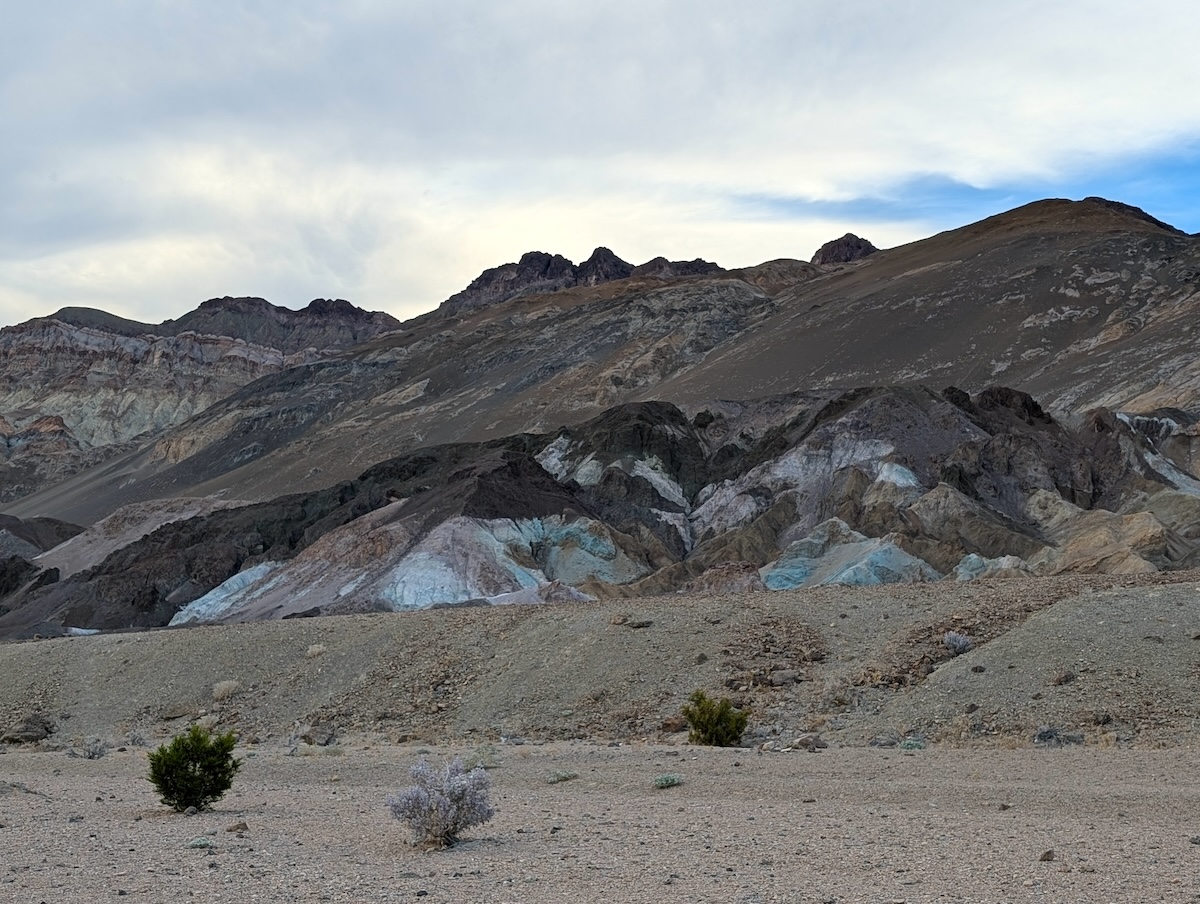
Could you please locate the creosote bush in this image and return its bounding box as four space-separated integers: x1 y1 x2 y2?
387 757 494 847
147 724 242 812
681 689 748 747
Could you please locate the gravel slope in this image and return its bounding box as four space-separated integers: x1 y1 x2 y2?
3 572 1200 751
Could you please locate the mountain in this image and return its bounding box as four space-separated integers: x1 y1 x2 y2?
0 297 401 503
811 233 878 265
438 247 726 315
2 380 1198 639
12 195 1199 529
3 195 1200 640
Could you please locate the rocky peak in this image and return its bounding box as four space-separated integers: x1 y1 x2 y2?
303 298 373 319
576 247 634 286
811 233 879 266
440 252 579 316
439 248 726 316
630 257 725 279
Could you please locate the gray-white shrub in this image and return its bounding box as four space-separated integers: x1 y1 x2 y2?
942 630 973 656
387 757 494 846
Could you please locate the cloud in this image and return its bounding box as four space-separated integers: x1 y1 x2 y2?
3 1 1200 323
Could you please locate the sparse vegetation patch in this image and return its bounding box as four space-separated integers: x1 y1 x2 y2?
387 757 494 847
681 689 748 747
147 725 242 812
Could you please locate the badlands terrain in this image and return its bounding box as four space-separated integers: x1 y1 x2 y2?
4 195 1200 900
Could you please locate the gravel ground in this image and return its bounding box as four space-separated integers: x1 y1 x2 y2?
3 741 1200 903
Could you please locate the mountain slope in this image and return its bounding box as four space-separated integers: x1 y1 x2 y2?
10 196 1199 528
4 380 1199 640
0 297 401 503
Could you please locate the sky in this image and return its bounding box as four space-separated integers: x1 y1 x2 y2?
3 1 1200 326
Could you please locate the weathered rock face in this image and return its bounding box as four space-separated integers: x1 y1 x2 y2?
438 248 728 316
19 194 1200 530
630 257 725 279
440 251 581 316
7 382 1200 638
0 298 400 503
576 247 634 286
811 233 879 266
52 296 401 354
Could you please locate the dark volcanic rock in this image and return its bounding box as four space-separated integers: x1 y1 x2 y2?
4 382 1200 633
811 233 879 266
630 257 725 279
52 296 401 355
576 247 634 286
440 247 725 315
440 251 579 316
1 713 55 744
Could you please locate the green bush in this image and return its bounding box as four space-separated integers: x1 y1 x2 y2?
147 725 242 812
681 689 748 747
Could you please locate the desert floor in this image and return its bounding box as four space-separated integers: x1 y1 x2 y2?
4 740 1200 904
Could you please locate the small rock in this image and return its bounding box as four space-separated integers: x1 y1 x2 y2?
1039 850 1055 862
292 722 337 746
1 713 55 744
791 733 827 752
660 715 688 733
1189 835 1200 845
184 806 199 816
1051 671 1076 686
226 821 248 833
769 669 799 686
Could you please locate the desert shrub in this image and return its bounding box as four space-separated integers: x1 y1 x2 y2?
547 770 578 784
653 772 684 789
212 680 240 702
462 742 500 770
387 757 494 847
81 736 110 759
305 643 326 659
943 631 973 656
147 725 242 812
681 690 748 747
125 727 150 748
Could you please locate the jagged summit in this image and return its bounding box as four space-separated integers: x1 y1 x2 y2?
630 256 724 279
41 296 401 354
811 234 878 266
576 247 634 286
438 248 728 315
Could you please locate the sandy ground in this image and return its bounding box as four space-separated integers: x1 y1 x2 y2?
4 740 1200 903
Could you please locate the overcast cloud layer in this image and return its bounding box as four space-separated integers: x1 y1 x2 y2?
3 1 1200 325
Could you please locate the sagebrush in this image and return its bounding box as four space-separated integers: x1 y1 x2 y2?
681 689 748 747
942 630 973 656
147 724 242 812
387 757 494 847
